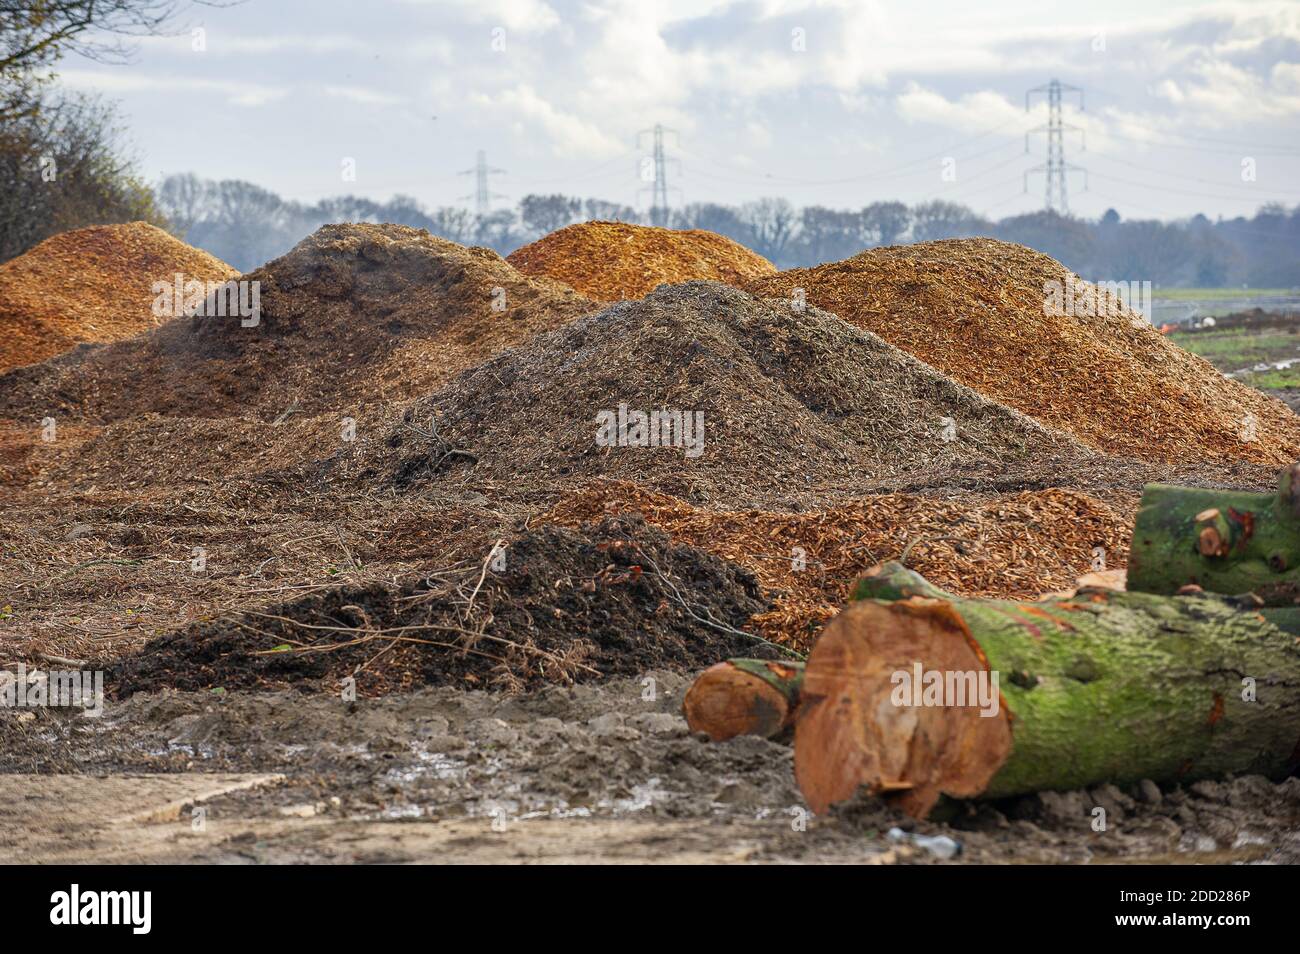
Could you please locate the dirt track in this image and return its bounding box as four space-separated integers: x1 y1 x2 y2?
4 672 1297 864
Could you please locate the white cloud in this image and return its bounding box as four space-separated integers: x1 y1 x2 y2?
57 68 287 107
895 85 1033 133
470 84 624 157
323 85 406 106
399 0 560 32
133 32 372 55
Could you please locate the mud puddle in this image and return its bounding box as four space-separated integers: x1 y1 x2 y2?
2 671 1297 864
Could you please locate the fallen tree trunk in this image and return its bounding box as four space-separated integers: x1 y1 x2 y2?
683 659 804 741
1128 461 1300 604
795 562 1300 819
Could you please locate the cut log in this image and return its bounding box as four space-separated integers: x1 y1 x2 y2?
795 562 1300 819
683 659 804 741
1128 461 1300 604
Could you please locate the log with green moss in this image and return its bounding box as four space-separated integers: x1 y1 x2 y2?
683 659 805 741
1128 461 1300 604
795 562 1300 819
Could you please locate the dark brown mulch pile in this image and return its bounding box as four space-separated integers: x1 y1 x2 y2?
105 515 778 696
350 280 1154 508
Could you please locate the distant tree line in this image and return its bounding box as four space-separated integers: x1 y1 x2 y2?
152 176 1300 288
2 5 1296 288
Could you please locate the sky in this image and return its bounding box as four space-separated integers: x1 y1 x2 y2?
59 0 1300 222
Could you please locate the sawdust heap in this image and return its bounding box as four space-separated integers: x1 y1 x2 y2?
0 223 595 423
744 238 1300 466
548 480 1137 650
507 220 776 301
363 281 1145 507
0 222 237 373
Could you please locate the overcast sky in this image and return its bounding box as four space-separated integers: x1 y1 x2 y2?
61 0 1300 221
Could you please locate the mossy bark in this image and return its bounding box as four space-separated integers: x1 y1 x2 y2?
1128 461 1300 604
795 562 1300 817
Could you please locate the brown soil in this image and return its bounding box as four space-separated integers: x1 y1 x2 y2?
0 222 237 373
547 480 1137 649
4 676 1296 864
105 515 778 696
0 223 595 425
743 238 1300 466
507 220 776 301
355 281 1155 509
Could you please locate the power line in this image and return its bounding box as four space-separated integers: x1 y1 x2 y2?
1089 170 1299 204
1084 84 1300 153
688 120 1032 188
1026 79 1086 213
507 150 636 187
1086 152 1300 198
915 153 1031 204
457 149 507 216
636 124 681 223
1099 129 1300 157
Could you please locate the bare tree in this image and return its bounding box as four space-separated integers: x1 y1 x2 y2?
800 206 867 263
739 197 798 263
908 200 988 242
519 193 582 236
1 1 228 120
156 171 211 236
862 201 910 246
583 198 638 223
427 206 474 244
0 92 165 260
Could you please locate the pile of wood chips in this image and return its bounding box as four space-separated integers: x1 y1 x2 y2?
744 238 1300 467
0 222 237 372
0 223 597 426
548 480 1138 651
507 220 776 301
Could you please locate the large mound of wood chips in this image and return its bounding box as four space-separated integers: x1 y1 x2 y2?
507 220 776 301
744 238 1300 467
0 223 596 424
0 222 237 372
548 480 1137 651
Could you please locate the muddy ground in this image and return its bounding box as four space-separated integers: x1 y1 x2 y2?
3 672 1296 864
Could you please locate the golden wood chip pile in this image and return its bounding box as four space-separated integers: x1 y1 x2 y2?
744 238 1300 467
548 480 1137 651
0 222 237 372
0 223 597 424
507 220 776 301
